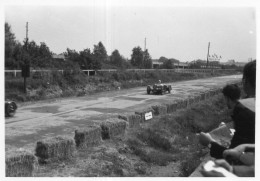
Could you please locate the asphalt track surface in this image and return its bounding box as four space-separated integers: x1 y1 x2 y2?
5 75 242 150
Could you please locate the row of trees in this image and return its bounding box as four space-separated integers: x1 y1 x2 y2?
5 22 153 70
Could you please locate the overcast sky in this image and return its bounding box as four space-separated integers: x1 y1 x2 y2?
4 2 256 62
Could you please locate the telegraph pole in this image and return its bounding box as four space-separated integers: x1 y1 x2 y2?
142 38 146 69
23 22 29 93
25 22 29 49
144 37 146 51
206 42 210 68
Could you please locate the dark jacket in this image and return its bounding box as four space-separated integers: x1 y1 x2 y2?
229 101 255 148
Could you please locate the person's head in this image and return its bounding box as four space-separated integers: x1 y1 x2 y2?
242 60 256 97
222 84 241 109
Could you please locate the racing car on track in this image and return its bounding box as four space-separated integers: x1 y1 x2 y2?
5 101 17 117
147 81 172 95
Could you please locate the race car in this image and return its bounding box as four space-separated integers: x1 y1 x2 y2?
147 83 172 95
5 101 17 117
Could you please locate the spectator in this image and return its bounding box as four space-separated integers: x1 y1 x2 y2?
199 84 241 147
198 60 256 159
222 84 241 109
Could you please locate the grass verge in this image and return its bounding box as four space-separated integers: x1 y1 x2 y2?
125 94 232 176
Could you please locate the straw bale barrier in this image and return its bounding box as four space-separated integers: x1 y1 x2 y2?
118 114 141 128
194 95 200 103
135 108 154 123
188 97 195 105
200 92 206 101
183 99 188 108
176 100 184 109
179 99 188 109
74 125 102 148
166 102 177 113
151 105 167 116
100 118 127 139
205 91 211 99
209 89 216 96
6 149 37 177
215 88 222 95
35 136 75 162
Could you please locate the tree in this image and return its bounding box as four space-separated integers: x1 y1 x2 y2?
5 22 16 58
162 59 174 69
130 46 143 68
158 56 168 62
93 42 107 62
39 42 52 58
79 48 92 69
143 49 152 69
5 22 17 68
168 58 179 64
110 49 124 68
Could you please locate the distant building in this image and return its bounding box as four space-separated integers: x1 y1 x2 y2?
52 54 66 61
152 59 163 69
220 60 247 67
173 62 188 69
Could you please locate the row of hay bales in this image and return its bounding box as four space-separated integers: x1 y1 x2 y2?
117 87 224 128
6 118 127 177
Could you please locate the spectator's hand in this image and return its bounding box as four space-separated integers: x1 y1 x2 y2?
198 132 214 146
200 168 225 177
223 149 240 160
223 144 255 160
200 160 234 177
214 159 233 172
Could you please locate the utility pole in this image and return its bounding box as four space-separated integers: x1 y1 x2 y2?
142 37 146 69
144 37 146 51
206 42 210 68
25 22 29 50
23 22 29 93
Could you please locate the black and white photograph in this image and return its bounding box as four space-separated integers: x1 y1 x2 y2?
1 0 259 178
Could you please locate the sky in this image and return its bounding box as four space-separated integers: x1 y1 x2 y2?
4 1 257 62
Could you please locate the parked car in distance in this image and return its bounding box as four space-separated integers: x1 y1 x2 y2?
147 84 172 95
5 101 17 117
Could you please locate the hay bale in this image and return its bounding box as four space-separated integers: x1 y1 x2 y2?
74 126 102 148
214 88 221 95
118 114 141 128
176 100 183 109
6 149 37 177
188 97 195 105
151 105 167 116
35 136 75 162
209 90 215 96
194 95 200 103
135 108 154 123
182 99 188 108
118 114 128 121
200 93 206 101
166 103 177 113
205 91 210 99
100 118 127 139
